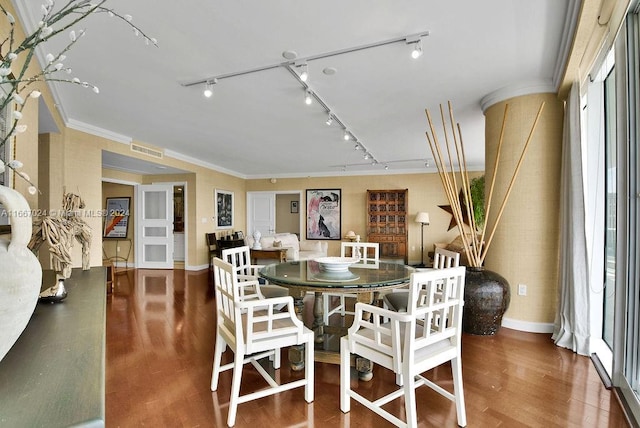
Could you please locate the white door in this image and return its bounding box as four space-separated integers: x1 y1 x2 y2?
136 184 174 269
247 192 275 237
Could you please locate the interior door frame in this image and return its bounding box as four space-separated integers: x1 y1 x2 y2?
247 190 303 238
135 183 175 269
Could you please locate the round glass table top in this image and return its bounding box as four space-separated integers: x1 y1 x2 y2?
259 260 414 291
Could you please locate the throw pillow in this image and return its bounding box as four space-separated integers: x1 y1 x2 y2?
273 240 282 248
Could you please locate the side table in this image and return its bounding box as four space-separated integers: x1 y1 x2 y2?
250 247 287 264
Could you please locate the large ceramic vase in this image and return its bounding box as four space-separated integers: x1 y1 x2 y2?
0 185 42 362
463 266 510 335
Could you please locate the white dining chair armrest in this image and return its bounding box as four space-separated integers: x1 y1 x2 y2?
235 279 266 300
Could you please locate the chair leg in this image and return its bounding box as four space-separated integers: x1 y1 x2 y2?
403 370 418 427
339 295 346 316
273 347 281 369
452 356 467 427
211 334 226 391
227 351 244 427
305 340 314 403
339 337 350 413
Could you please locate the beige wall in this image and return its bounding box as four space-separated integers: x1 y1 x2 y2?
276 193 300 235
246 173 481 262
484 93 563 325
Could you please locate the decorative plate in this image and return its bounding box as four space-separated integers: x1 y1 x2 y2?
314 256 360 272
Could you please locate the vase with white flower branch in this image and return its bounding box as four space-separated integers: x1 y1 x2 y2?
0 0 155 362
0 0 157 192
424 101 544 334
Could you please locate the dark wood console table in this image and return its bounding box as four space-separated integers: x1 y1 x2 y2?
0 267 106 427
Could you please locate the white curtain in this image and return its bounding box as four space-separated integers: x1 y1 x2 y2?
552 81 591 355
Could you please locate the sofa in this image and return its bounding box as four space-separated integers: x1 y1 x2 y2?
245 232 328 261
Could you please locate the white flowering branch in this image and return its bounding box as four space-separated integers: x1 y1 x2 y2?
0 0 157 192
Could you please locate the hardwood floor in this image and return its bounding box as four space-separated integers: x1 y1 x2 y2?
106 269 629 427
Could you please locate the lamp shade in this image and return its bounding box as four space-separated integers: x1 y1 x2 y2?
345 230 356 239
415 212 430 225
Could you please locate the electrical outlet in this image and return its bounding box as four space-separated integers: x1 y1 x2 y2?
116 246 120 252
411 245 416 251
518 284 527 296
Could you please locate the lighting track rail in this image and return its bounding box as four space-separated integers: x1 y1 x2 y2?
180 30 430 171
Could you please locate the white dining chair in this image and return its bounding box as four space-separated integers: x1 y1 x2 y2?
340 266 467 427
383 246 460 313
211 257 315 427
322 242 379 324
221 245 288 301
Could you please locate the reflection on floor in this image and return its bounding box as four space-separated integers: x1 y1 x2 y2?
105 269 629 427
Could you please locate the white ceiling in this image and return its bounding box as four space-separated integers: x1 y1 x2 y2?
13 0 575 178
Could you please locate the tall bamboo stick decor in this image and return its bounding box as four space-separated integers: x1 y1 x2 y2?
425 101 545 268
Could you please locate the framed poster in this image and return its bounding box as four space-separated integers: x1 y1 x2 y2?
215 189 234 229
103 197 131 238
306 189 341 240
291 200 299 213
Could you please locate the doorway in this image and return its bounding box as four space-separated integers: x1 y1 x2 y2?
247 190 302 239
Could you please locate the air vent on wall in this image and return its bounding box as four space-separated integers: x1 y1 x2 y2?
130 142 163 159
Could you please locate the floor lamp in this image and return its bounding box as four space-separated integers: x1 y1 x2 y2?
415 212 430 267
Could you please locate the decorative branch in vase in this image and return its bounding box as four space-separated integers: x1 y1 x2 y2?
424 101 545 334
0 0 157 191
0 0 155 361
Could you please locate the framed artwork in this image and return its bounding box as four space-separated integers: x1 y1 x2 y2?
291 200 299 213
103 197 131 238
306 189 341 240
215 189 234 229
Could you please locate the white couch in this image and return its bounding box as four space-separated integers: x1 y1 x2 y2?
245 232 327 261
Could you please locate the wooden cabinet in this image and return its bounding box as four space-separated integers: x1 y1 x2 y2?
366 189 408 263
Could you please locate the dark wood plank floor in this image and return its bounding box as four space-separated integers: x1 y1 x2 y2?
106 269 629 427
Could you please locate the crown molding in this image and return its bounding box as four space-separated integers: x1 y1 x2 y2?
480 80 557 112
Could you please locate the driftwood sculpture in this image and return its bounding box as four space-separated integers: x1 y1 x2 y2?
28 192 92 302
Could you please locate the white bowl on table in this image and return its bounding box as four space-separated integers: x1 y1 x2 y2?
314 256 360 272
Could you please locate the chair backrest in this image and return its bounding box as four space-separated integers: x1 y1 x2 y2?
407 266 466 349
433 247 460 269
213 257 240 338
221 245 254 276
341 242 380 266
206 233 218 251
347 266 466 375
213 257 303 354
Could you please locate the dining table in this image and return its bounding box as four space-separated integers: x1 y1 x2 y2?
259 259 414 379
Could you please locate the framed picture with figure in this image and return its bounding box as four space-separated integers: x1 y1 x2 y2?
215 189 234 229
306 189 341 240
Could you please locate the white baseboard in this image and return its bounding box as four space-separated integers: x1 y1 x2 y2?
501 317 554 333
186 264 208 271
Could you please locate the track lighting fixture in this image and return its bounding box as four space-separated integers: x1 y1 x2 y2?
411 39 423 59
182 30 431 170
299 62 308 82
203 79 217 98
325 114 333 126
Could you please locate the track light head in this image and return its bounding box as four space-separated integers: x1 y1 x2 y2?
304 90 313 105
203 79 217 98
411 39 423 59
325 114 333 126
300 64 308 82
343 130 351 141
